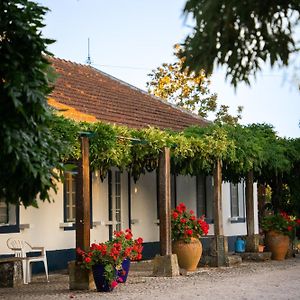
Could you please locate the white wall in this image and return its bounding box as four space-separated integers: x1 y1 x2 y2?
176 175 197 214
130 171 159 242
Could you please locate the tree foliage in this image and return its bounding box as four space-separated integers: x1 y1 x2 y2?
147 46 243 124
0 1 64 207
180 0 300 87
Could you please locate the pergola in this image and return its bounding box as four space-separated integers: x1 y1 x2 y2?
70 135 258 289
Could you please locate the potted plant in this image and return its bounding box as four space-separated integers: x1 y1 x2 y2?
111 229 143 283
77 229 143 292
261 212 300 260
171 202 209 271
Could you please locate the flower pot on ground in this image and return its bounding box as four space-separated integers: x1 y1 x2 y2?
171 202 209 271
173 237 202 271
92 264 116 292
262 212 300 261
77 228 143 291
258 245 265 253
265 230 289 260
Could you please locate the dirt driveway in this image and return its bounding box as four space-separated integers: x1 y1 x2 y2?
1 255 299 299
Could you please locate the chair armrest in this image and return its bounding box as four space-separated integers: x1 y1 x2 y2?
31 247 46 255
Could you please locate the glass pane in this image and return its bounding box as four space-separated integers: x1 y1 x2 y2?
0 198 8 224
231 183 239 217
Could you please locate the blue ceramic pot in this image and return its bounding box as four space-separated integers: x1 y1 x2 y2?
118 258 131 283
92 264 114 292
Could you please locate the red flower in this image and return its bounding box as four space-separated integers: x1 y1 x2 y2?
111 280 118 288
287 226 293 231
296 219 300 225
190 210 194 215
136 237 143 244
180 218 187 224
84 257 91 264
185 229 193 236
190 216 196 221
125 233 133 240
172 211 179 219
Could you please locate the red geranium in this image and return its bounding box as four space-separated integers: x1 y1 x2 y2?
262 211 300 238
171 202 209 243
77 228 143 287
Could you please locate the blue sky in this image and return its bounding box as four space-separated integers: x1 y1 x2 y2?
39 0 299 138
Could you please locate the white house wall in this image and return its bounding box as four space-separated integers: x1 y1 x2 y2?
176 175 197 214
0 171 259 257
130 171 159 242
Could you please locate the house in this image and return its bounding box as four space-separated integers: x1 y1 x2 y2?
0 57 259 271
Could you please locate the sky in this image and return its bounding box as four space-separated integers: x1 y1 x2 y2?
39 0 300 138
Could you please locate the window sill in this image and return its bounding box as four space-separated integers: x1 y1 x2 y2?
229 217 245 223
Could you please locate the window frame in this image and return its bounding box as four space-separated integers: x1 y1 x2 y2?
0 198 20 234
230 182 246 223
63 169 93 231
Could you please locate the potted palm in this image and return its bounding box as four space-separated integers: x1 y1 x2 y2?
261 212 300 260
171 202 209 271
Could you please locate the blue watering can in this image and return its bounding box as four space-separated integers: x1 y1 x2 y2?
235 237 246 253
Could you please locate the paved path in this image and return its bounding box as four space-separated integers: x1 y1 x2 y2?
1 255 299 299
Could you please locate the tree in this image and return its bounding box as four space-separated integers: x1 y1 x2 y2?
0 1 63 207
180 0 300 87
147 46 242 124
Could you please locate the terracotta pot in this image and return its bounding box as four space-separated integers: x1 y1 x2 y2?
265 230 289 260
258 245 265 253
172 237 202 271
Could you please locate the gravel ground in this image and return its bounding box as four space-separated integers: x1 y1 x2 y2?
1 255 299 300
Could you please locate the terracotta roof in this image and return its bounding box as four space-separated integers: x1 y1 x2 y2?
48 57 208 131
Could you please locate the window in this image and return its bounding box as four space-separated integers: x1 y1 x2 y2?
0 197 19 233
64 172 76 223
196 175 214 223
108 170 122 239
230 182 245 222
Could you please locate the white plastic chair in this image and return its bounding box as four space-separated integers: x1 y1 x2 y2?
6 238 49 284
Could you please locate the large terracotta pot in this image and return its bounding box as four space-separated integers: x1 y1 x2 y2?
265 230 289 260
172 237 202 271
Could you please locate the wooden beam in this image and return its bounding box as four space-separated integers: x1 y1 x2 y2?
158 147 172 256
213 159 223 236
76 136 91 261
245 170 254 236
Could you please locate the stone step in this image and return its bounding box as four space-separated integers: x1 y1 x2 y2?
225 254 243 267
130 260 153 272
239 252 272 261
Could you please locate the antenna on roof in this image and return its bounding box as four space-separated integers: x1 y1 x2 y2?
86 38 92 65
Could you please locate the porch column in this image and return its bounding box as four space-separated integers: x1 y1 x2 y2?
158 147 171 256
76 135 91 259
212 159 227 266
152 147 179 277
245 170 259 252
69 134 94 290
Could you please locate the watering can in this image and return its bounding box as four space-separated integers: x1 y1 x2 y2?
235 237 246 253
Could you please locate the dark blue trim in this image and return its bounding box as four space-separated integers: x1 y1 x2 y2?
142 242 160 260
0 205 20 234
